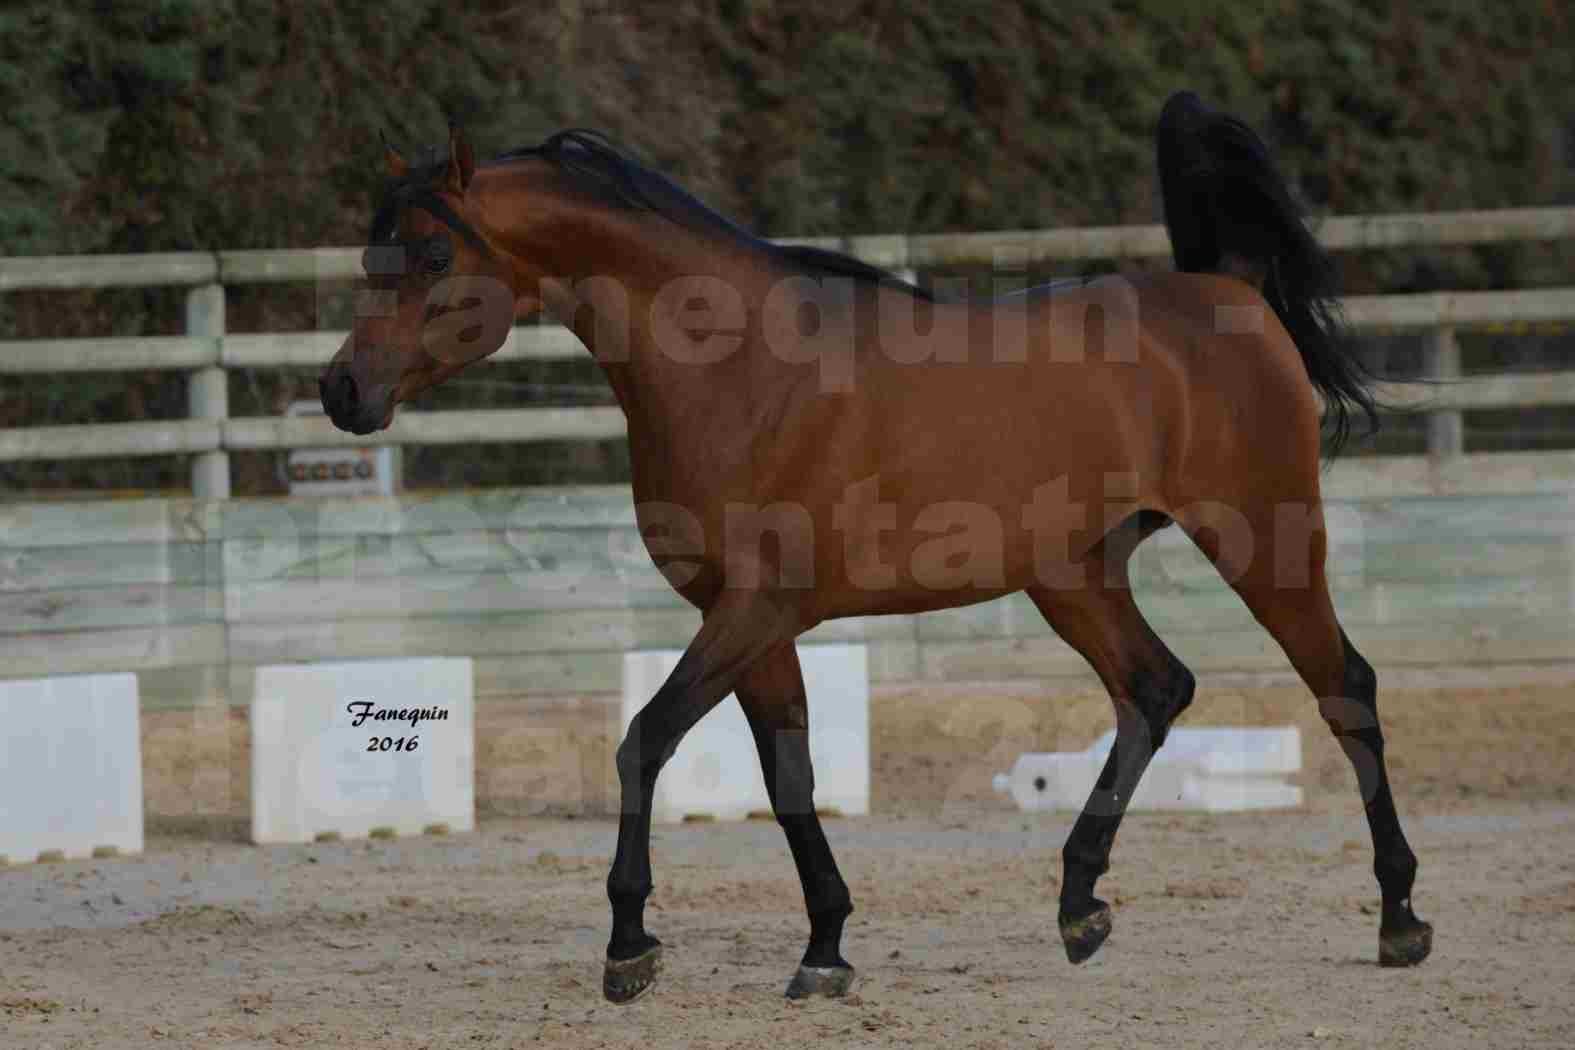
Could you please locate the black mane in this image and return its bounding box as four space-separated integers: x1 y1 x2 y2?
372 130 933 301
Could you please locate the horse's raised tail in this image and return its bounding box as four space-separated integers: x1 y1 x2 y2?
1156 90 1379 456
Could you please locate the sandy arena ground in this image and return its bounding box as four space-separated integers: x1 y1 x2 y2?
4 674 1574 1049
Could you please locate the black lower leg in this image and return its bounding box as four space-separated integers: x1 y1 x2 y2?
1058 721 1141 964
1059 745 1124 920
1321 634 1430 963
1061 658 1194 914
602 734 666 1004
755 725 853 970
602 595 799 1001
782 813 854 967
606 738 661 961
1060 656 1194 962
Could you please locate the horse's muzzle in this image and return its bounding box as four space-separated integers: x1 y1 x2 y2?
319 367 386 435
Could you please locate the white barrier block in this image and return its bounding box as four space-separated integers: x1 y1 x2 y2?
621 644 869 823
1177 776 1303 811
993 725 1304 813
0 673 142 862
251 658 474 844
1088 727 1302 777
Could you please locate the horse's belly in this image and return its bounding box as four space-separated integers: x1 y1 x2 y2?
812 481 1096 622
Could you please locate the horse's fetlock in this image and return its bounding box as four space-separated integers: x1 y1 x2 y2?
1062 842 1109 883
607 874 652 907
810 896 853 926
1375 848 1418 889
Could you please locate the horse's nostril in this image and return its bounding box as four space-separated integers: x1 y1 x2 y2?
320 369 363 425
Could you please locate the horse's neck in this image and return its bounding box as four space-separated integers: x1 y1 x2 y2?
532 212 775 431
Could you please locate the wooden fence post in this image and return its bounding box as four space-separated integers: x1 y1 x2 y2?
1427 325 1463 458
186 282 230 498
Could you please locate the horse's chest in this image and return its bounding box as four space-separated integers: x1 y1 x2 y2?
627 476 727 609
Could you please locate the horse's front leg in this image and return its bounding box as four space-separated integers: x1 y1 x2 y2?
603 589 800 1003
736 642 856 998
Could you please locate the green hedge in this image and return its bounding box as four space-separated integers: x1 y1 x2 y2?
4 1 1572 253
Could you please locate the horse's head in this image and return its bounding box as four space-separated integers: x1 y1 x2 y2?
320 126 536 434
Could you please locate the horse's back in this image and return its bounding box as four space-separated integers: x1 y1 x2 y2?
845 270 1320 511
975 269 1328 518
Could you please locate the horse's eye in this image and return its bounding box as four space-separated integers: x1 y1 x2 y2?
363 245 405 277
422 235 453 276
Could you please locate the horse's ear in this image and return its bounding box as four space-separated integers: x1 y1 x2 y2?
381 130 409 180
445 122 476 195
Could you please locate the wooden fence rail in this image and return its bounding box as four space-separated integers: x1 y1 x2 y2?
4 207 1574 494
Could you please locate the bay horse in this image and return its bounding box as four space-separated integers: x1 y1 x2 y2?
321 91 1432 1002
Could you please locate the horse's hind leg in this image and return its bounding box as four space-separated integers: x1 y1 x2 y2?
1027 512 1196 964
1179 498 1432 966
735 642 856 998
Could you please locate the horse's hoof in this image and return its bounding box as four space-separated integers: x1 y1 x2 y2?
785 963 856 999
603 943 664 1004
1059 902 1113 965
1379 919 1433 968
